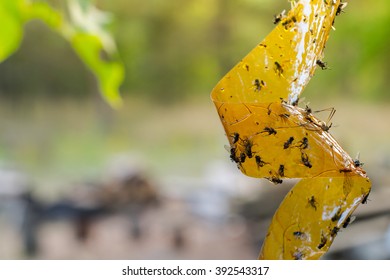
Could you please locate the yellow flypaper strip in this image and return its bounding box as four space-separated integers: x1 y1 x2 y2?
211 0 371 259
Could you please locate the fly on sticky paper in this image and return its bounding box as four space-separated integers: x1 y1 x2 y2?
210 0 371 260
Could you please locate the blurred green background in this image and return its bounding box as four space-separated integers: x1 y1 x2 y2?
0 0 390 259
1 0 389 189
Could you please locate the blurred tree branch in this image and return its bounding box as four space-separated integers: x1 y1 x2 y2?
0 0 124 108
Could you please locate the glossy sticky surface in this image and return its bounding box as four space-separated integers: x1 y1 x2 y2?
211 0 371 259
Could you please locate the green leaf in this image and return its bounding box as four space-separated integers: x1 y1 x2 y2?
0 0 124 108
71 33 124 108
23 2 63 29
0 0 24 62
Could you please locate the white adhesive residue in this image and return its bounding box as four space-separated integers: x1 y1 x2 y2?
322 205 340 221
321 196 362 225
337 197 362 226
295 0 311 64
264 54 269 69
288 0 312 104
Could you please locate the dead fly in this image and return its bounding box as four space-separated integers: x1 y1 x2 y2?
273 10 286 24
282 15 297 29
308 195 318 210
304 105 320 126
239 152 246 163
354 159 364 168
242 138 254 158
303 106 336 132
229 147 240 163
331 208 342 222
304 104 313 115
279 113 290 122
319 121 332 132
293 231 307 240
330 226 340 238
254 79 261 92
315 107 336 132
231 132 240 144
262 127 277 135
316 59 328 70
339 168 352 173
302 105 315 124
336 2 348 16
297 137 309 150
278 164 285 177
274 61 284 76
271 177 283 184
255 155 268 168
253 79 265 92
353 152 364 168
317 233 327 249
301 152 312 168
362 190 370 204
267 177 283 185
283 137 294 149
291 98 299 106
342 216 356 228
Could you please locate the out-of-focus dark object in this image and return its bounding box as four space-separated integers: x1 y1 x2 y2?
0 164 160 256
0 166 42 256
99 170 160 239
44 166 161 243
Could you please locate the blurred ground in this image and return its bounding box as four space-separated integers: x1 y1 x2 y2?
0 96 389 259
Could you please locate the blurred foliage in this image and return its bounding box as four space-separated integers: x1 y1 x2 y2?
0 0 389 103
0 0 124 107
